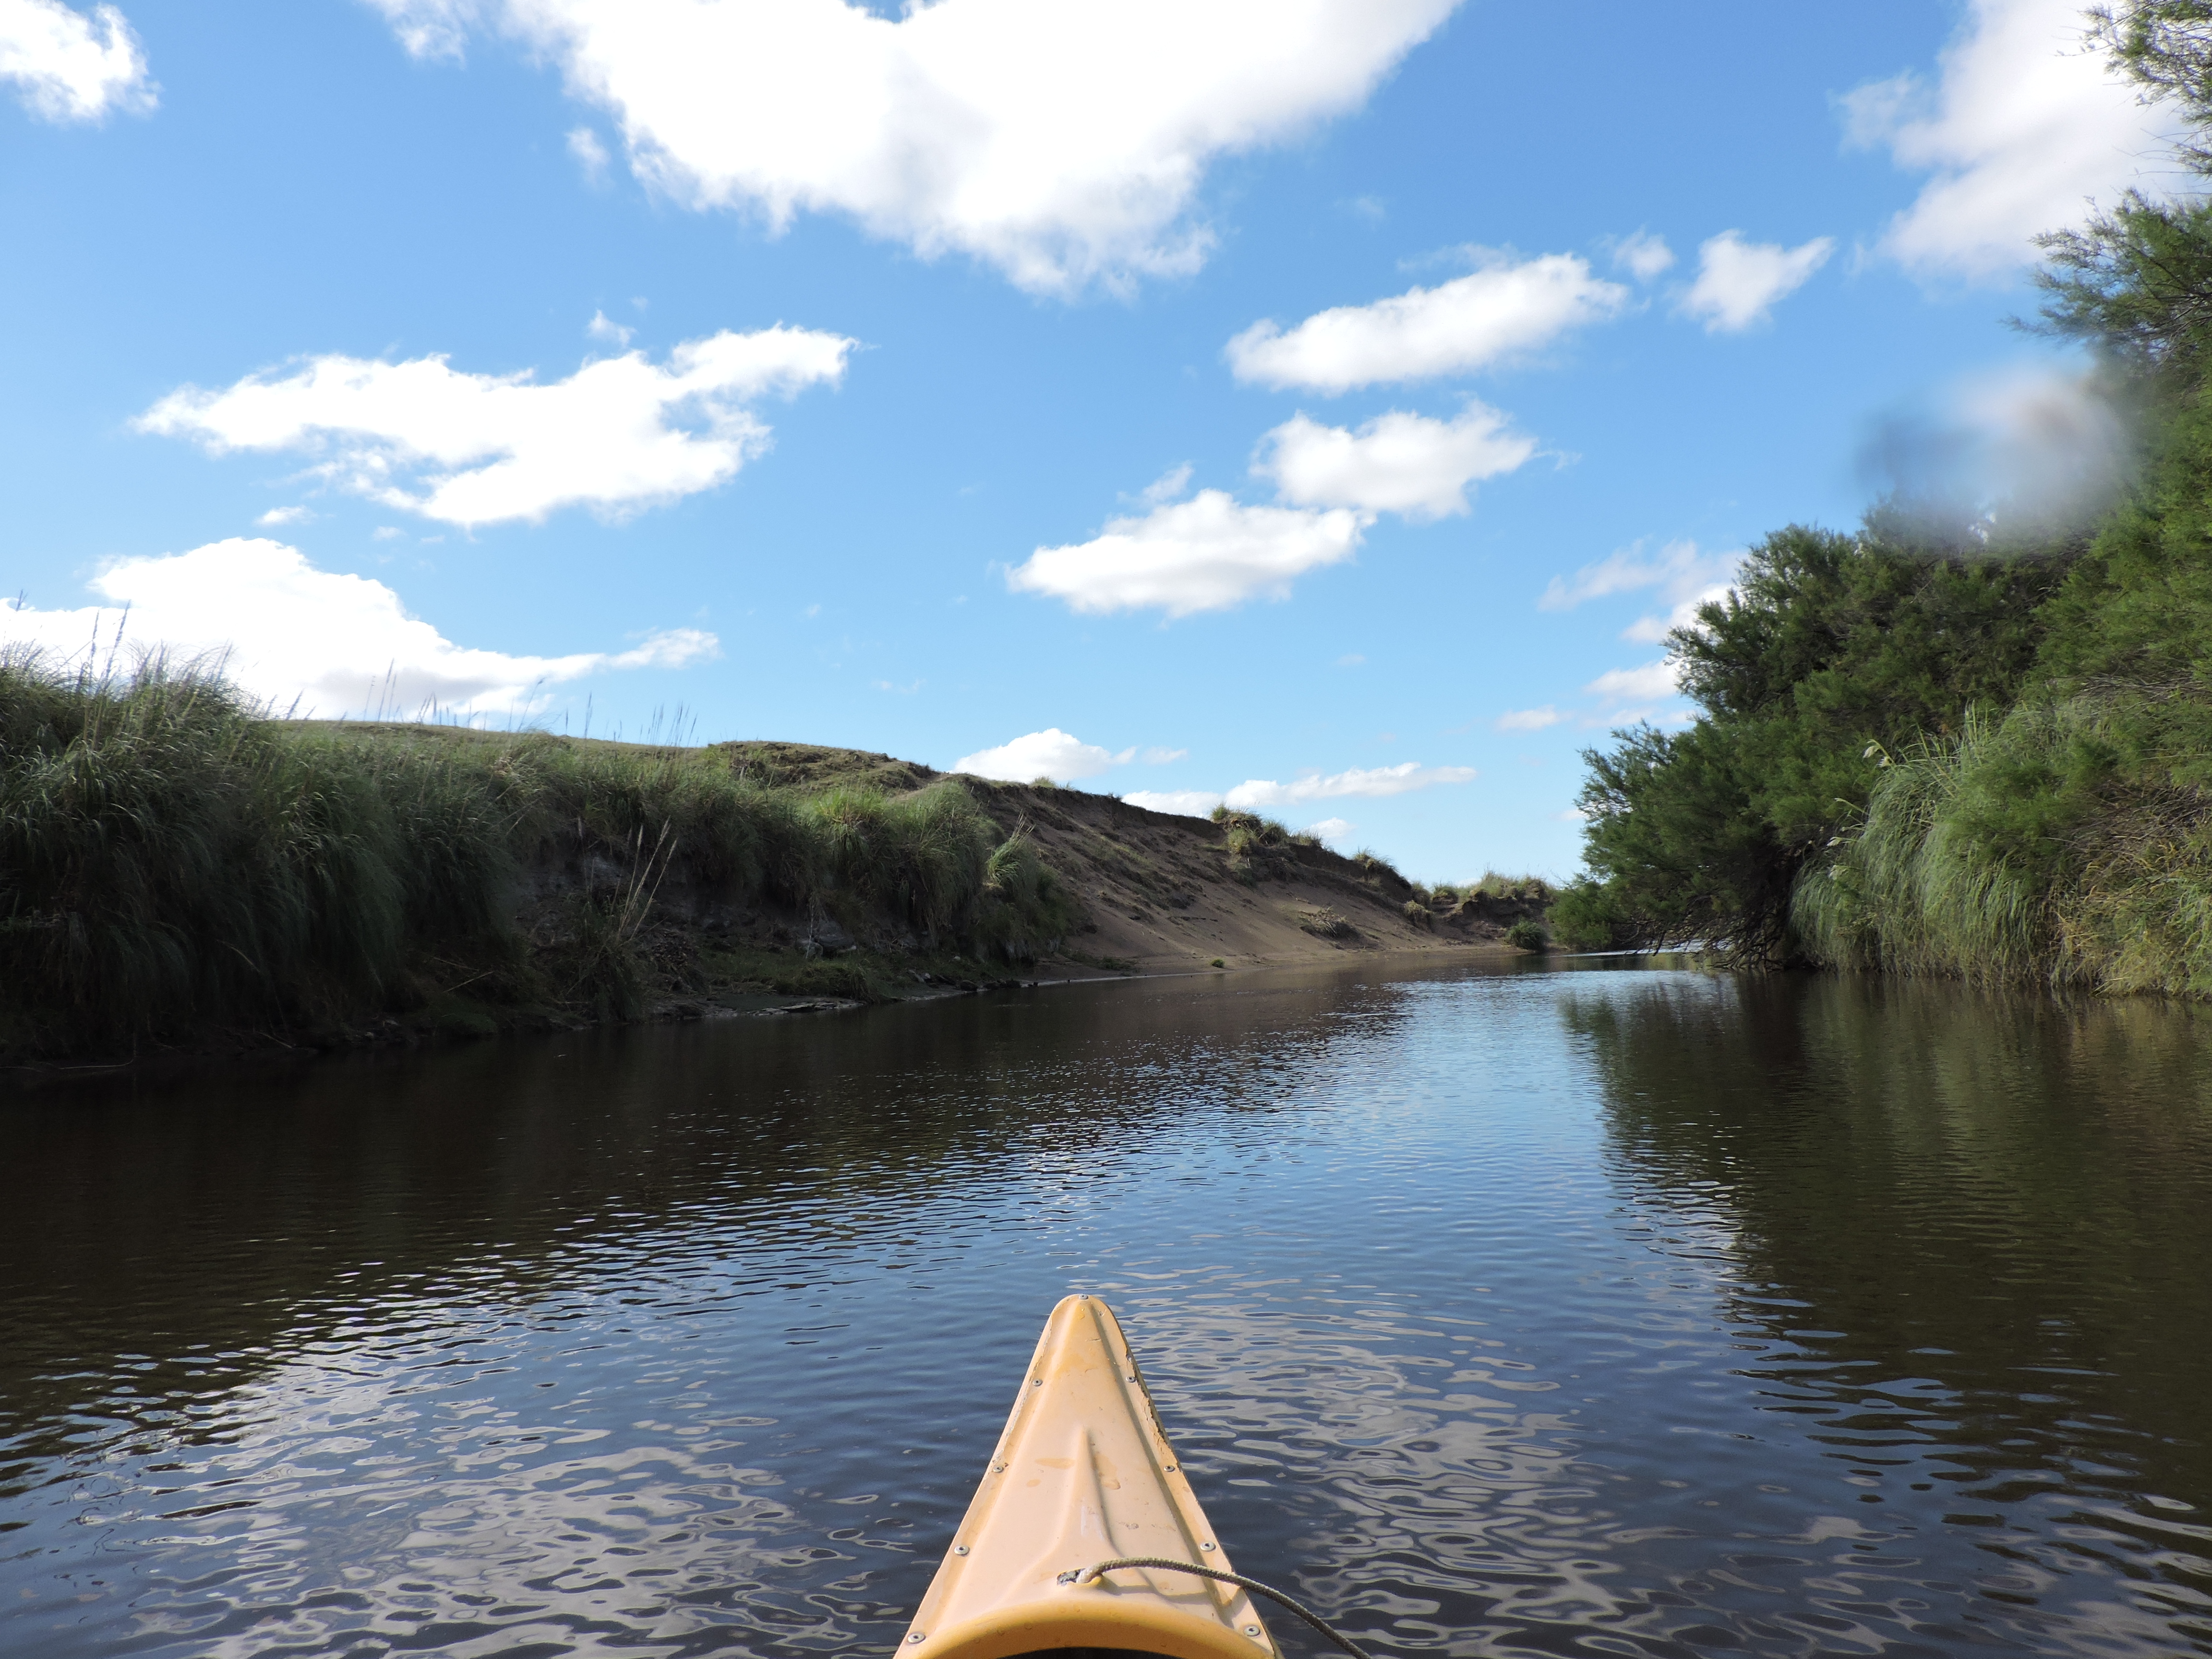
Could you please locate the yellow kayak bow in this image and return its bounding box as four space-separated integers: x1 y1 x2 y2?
895 1294 1278 1659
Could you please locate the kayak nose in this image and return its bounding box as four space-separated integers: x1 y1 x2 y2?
893 1293 1276 1659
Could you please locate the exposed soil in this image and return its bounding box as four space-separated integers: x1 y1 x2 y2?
950 775 1546 974
596 749 1551 1011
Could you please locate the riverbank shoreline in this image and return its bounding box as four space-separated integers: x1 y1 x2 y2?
0 938 1544 1093
2 671 1552 1084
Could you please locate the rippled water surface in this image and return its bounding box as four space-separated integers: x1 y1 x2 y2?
6 961 2212 1658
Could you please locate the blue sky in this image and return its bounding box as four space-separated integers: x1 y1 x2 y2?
0 0 2178 878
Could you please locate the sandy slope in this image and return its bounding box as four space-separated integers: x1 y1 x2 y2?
700 743 1547 975
957 777 1541 973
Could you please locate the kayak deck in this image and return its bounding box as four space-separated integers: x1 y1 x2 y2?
897 1294 1276 1659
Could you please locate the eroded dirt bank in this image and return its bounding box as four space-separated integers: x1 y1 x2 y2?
605 742 1550 1013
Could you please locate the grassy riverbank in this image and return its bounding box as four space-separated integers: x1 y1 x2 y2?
2 653 1542 1070
1551 2 2212 1000
0 652 1080 1063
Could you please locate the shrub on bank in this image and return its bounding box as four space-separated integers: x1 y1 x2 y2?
1504 918 1549 952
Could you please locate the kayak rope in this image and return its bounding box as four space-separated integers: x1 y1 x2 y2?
1060 1557 1377 1659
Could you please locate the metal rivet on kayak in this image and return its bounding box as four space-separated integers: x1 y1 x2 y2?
1032 1379 1043 1387
992 1462 1006 1472
1201 1541 1216 1551
907 1635 925 1645
953 1545 969 1555
1244 1626 1261 1637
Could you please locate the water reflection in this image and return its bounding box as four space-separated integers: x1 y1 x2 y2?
1565 973 2212 1652
3 962 2209 1657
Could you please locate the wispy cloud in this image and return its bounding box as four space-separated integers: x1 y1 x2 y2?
1225 760 1474 809
1539 537 1741 617
1608 228 1674 279
568 125 611 185
1495 705 1566 732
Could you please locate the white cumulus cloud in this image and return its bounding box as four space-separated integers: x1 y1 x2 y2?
1679 231 1833 332
1495 705 1566 732
1226 251 1628 392
1584 661 1682 704
1124 788 1225 817
0 0 152 121
1225 761 1474 809
1841 0 2184 281
367 0 1459 296
1008 489 1367 618
1125 762 1471 818
1304 815 1357 846
1253 402 1535 520
0 538 717 717
954 727 1119 782
137 326 854 528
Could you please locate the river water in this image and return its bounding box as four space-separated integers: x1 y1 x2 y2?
4 960 2211 1659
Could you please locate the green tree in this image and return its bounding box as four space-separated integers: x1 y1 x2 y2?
1567 526 2070 963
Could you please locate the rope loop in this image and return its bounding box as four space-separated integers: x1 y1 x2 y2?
1058 1554 1377 1659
